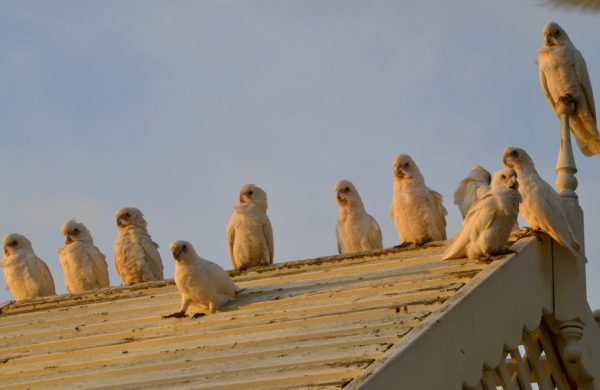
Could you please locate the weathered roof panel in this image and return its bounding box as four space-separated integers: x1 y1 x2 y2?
0 244 490 389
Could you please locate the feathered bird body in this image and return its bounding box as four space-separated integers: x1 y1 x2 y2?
444 168 522 260
334 180 383 254
227 185 274 270
502 147 587 263
57 219 110 293
113 207 164 285
171 240 240 315
453 165 492 219
390 154 447 245
1 233 56 301
537 22 600 156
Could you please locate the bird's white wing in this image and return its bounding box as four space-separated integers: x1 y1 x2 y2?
203 261 237 297
427 189 448 240
263 218 274 265
34 257 56 296
87 245 110 288
574 49 597 123
538 63 557 113
226 223 237 269
335 224 344 255
139 234 164 280
368 215 384 250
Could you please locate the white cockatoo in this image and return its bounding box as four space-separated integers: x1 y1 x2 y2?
453 165 492 219
227 184 274 270
0 233 56 301
390 154 447 247
444 168 522 261
537 22 600 156
113 207 164 285
57 219 110 293
334 180 383 254
163 240 241 319
502 147 587 263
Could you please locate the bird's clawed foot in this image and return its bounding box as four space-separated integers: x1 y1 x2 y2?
558 94 577 115
393 242 413 249
515 227 544 243
162 311 188 319
482 248 517 262
416 239 431 246
238 264 247 271
191 312 206 320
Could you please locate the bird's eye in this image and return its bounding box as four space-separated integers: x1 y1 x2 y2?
181 245 188 253
248 191 253 195
12 240 18 246
404 163 410 168
345 187 350 191
501 175 506 180
555 30 561 37
512 150 519 158
125 213 130 218
73 229 80 236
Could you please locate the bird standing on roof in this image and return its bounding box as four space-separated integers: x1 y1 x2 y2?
453 165 492 219
227 184 274 270
502 147 587 263
334 180 383 254
163 240 241 319
57 219 110 293
113 207 164 285
537 22 600 156
390 154 447 247
0 233 56 301
443 168 521 261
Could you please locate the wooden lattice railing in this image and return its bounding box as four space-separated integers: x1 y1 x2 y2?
465 319 573 390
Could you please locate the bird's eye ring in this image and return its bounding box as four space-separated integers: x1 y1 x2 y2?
345 187 350 191
556 30 561 37
512 150 519 158
248 191 253 195
404 163 410 168
12 240 18 246
125 213 130 218
181 245 188 253
501 175 506 180
73 229 80 236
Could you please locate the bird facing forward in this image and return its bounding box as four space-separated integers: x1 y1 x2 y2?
1 233 56 301
113 207 164 285
57 219 110 293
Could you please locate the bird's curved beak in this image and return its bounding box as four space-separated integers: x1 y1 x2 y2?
172 248 181 261
502 154 512 167
394 166 404 178
545 33 554 46
116 217 123 227
239 194 245 203
65 234 72 243
3 245 7 255
508 177 519 190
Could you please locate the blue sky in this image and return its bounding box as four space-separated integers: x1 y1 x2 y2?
1 1 599 312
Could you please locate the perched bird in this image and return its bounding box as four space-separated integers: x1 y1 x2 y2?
113 207 164 285
537 22 600 156
163 240 241 319
57 219 110 293
453 165 492 219
227 184 274 270
444 168 522 261
334 180 383 254
0 233 56 301
390 154 447 247
502 147 587 262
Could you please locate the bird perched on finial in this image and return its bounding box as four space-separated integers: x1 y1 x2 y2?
163 240 241 319
390 154 447 247
453 165 492 219
537 22 600 156
334 180 383 254
444 168 521 261
502 147 586 263
227 184 274 270
1 233 56 301
57 219 110 293
113 207 164 285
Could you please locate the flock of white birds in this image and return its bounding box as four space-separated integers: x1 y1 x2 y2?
0 22 597 318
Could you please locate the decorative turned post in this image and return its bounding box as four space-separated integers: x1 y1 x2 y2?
554 94 587 364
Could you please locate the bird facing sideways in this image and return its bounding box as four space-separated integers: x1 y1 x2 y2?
163 240 241 319
502 147 587 263
57 219 110 293
453 165 492 219
537 22 600 156
113 207 164 285
444 168 522 261
0 233 56 301
334 180 383 254
390 154 447 247
227 184 274 270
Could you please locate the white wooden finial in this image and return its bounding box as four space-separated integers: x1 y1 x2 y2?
555 94 578 199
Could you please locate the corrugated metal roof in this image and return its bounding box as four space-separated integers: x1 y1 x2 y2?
0 244 490 390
